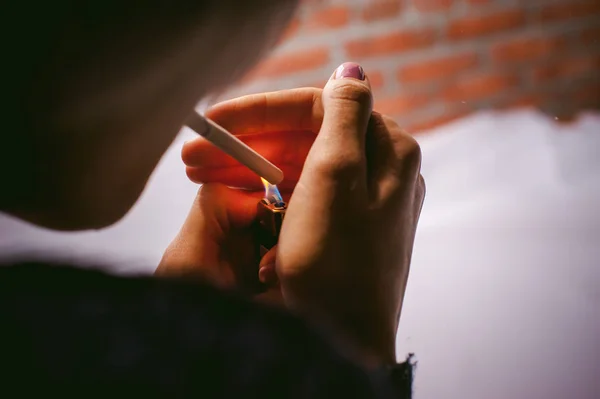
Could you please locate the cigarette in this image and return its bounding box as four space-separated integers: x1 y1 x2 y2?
185 111 284 185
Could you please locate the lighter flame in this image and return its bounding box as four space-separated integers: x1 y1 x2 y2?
261 177 283 203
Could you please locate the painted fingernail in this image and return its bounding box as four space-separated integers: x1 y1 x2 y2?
334 62 365 80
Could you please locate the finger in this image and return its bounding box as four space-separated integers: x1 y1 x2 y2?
258 245 278 284
258 266 277 284
204 87 323 136
305 62 373 183
185 164 303 192
259 245 277 268
182 130 315 168
189 183 264 234
366 114 423 206
158 183 261 279
414 174 426 221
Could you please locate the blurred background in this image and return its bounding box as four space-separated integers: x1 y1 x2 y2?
229 0 600 130
1 1 599 398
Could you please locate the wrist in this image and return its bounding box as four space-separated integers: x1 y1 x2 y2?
288 297 398 369
315 317 397 370
333 313 398 368
280 274 400 368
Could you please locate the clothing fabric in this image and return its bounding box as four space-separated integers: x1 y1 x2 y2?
0 262 412 398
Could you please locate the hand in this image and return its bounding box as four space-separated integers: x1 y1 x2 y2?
156 183 267 294
278 63 425 367
182 63 425 367
162 88 325 299
182 88 324 193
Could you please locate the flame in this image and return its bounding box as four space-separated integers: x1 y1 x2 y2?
261 177 283 203
260 177 269 190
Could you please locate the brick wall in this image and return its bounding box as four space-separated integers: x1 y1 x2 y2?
224 0 600 133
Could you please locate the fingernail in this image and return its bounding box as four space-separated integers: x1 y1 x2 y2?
258 265 276 283
334 62 365 80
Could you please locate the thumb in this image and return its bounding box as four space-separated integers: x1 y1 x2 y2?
277 63 373 279
315 62 373 173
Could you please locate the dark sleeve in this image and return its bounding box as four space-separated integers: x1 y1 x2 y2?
0 262 413 398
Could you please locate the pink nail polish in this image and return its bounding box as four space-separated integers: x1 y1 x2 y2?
335 62 365 80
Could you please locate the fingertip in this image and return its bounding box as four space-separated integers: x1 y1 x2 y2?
323 61 373 112
185 166 203 184
181 137 204 166
258 265 278 285
334 62 366 81
328 62 372 93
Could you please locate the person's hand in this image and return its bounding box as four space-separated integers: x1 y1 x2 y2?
156 183 267 294
181 63 425 367
182 88 324 194
160 87 325 300
278 63 424 367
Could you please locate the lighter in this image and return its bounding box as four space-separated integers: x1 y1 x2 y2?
255 178 286 257
240 179 286 294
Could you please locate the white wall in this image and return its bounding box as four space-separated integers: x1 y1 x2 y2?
398 110 600 399
0 128 199 272
1 109 599 398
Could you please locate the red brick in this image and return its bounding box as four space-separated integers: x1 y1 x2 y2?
375 92 431 116
397 52 479 83
345 28 436 58
405 109 469 133
573 82 600 104
491 36 567 63
533 56 600 83
306 6 350 30
581 26 600 44
496 92 546 110
446 9 525 40
414 0 455 12
362 0 403 21
552 111 579 124
442 72 519 102
367 70 385 89
244 47 329 80
539 1 600 23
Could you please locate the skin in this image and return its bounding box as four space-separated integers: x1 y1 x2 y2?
2 1 425 368
163 75 425 365
1 0 297 229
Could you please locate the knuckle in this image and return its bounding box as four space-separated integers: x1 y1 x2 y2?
418 174 426 193
382 114 401 131
328 82 372 108
405 134 422 164
395 131 422 173
417 174 426 200
367 112 423 181
370 111 401 132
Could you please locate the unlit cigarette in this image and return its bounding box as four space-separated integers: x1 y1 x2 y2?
185 111 284 185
